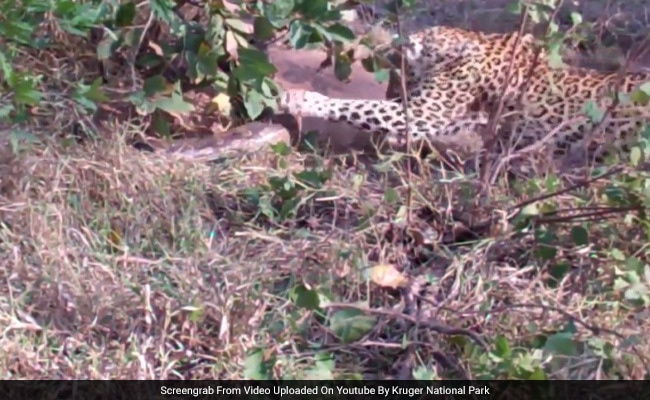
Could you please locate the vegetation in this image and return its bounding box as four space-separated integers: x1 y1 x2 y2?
0 0 649 379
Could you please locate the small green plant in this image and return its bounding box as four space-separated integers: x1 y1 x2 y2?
0 0 360 136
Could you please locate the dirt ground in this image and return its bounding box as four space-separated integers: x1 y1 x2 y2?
0 0 649 380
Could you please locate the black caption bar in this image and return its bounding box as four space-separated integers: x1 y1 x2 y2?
0 380 644 400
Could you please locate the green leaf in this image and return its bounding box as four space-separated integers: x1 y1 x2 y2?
494 336 512 358
630 146 642 167
253 17 276 41
583 100 604 123
570 12 582 26
243 89 265 120
115 2 136 27
153 91 195 115
305 352 335 379
323 23 356 42
315 352 335 370
0 52 12 79
528 368 547 380
304 366 334 380
136 54 164 70
563 320 578 335
328 308 376 343
150 0 177 25
289 284 321 310
546 40 565 68
271 141 292 156
195 52 221 82
261 77 280 98
520 203 539 216
295 0 328 19
334 56 352 81
383 187 400 204
614 277 629 292
399 0 418 8
127 90 146 108
625 256 644 274
279 197 300 220
97 36 119 60
12 77 42 106
506 0 523 14
295 169 329 187
225 18 252 34
610 248 626 261
547 262 570 288
242 47 277 73
15 89 42 106
373 68 390 83
535 230 558 260
413 366 436 380
570 225 589 246
85 78 108 102
55 0 77 15
74 96 98 112
0 104 14 119
151 110 171 137
514 352 536 373
243 348 271 380
288 20 314 49
233 48 277 81
9 129 41 154
624 283 649 302
544 332 578 356
536 245 557 260
630 88 650 106
262 0 295 28
143 75 168 97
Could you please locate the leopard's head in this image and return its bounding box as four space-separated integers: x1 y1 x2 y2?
401 26 487 75
399 26 540 82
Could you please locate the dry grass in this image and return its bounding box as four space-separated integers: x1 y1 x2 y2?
0 127 648 379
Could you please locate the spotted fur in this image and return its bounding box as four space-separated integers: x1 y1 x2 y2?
279 26 650 163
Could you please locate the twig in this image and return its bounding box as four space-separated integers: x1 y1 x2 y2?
323 302 489 351
483 4 562 184
454 166 625 236
535 206 641 224
130 10 155 91
508 165 624 213
478 9 530 188
490 116 586 183
394 10 413 226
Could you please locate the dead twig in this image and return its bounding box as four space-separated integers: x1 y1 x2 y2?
479 9 532 188
394 10 415 226
323 302 489 352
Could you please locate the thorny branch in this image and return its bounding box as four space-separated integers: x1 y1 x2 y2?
452 165 638 237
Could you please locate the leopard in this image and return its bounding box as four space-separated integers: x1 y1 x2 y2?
278 25 650 167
